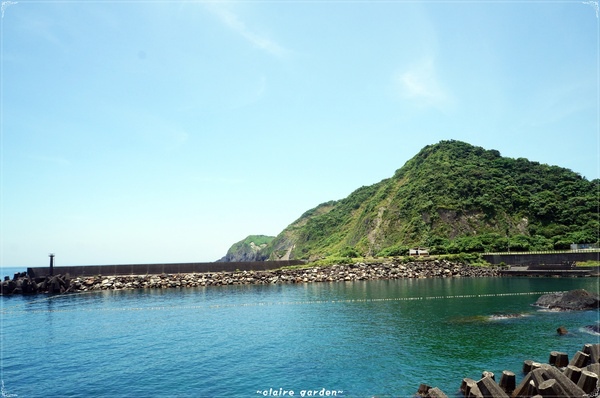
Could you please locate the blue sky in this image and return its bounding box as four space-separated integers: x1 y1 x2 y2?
1 1 598 267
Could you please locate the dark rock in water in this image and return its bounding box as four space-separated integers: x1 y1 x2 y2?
534 289 600 311
557 326 568 335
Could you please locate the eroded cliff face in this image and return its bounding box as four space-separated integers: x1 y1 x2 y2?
419 209 527 239
218 235 275 262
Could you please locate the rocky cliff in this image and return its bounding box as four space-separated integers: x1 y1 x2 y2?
218 235 275 262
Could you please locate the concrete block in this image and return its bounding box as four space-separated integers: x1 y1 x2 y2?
583 343 600 363
426 387 448 398
511 372 533 397
477 375 509 398
537 379 566 397
499 370 516 394
585 362 600 378
548 351 568 368
565 365 582 384
542 365 587 397
569 351 591 368
461 378 477 396
576 370 599 394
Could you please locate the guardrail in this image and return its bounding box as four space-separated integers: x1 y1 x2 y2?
482 249 600 256
482 251 599 267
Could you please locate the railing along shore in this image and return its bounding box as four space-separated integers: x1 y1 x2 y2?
482 249 600 256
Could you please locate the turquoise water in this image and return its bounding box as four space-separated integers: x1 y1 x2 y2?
1 276 599 397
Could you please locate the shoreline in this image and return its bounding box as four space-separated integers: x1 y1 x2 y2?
73 260 499 292
3 260 499 295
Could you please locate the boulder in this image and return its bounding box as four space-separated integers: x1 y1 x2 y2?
556 326 568 335
534 289 600 311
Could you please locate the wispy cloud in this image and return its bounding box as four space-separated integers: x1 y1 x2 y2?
394 58 453 111
205 3 289 58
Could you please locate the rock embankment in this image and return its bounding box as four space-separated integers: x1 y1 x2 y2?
71 261 497 292
418 343 600 398
1 260 498 295
0 272 76 295
534 289 600 311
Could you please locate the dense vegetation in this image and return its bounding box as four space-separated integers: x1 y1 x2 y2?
261 140 598 261
218 235 275 262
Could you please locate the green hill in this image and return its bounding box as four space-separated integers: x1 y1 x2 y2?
261 140 598 261
218 235 275 262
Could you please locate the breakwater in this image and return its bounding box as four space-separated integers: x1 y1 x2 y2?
26 260 306 278
417 343 600 398
2 260 498 295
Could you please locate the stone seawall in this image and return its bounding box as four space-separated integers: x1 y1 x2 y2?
2 260 499 295
27 260 306 278
483 251 600 266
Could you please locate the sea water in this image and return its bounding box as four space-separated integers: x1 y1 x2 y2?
1 275 599 397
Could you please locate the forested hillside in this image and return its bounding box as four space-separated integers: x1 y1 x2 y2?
218 235 275 262
261 140 598 261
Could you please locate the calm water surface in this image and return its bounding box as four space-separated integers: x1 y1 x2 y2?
1 276 599 397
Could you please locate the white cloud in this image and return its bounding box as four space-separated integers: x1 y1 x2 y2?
205 3 289 58
394 58 453 111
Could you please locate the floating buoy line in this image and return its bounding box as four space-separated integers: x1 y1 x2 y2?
0 290 565 315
